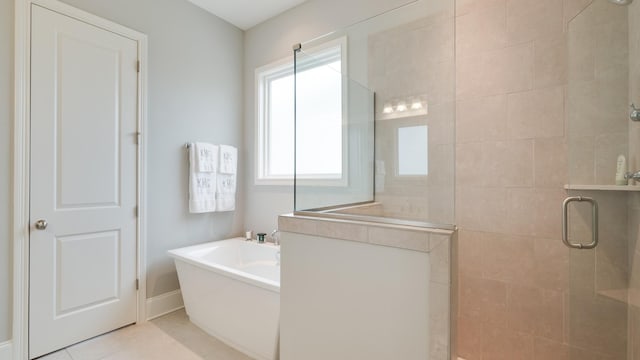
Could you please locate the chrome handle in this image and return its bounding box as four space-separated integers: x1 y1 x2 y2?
631 103 640 122
625 170 640 181
562 196 598 250
34 219 48 230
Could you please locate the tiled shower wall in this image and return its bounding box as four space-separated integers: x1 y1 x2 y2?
456 0 640 358
456 0 589 358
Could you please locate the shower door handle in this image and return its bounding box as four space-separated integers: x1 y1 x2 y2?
562 196 598 249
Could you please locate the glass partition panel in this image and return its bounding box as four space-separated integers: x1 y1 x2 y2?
294 47 375 211
566 1 639 358
293 0 455 227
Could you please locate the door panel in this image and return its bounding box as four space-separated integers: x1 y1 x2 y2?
29 5 139 358
57 33 121 208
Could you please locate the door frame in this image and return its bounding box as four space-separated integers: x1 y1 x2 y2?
13 0 148 358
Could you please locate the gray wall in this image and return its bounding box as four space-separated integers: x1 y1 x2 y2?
57 0 245 298
0 0 244 341
242 0 412 233
1 0 14 344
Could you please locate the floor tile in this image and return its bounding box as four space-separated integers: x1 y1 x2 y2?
57 309 253 360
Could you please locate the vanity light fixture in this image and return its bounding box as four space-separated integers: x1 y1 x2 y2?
379 96 428 120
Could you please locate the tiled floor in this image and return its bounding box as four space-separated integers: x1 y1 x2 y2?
38 309 253 360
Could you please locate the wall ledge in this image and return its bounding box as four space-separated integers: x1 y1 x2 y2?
146 290 184 321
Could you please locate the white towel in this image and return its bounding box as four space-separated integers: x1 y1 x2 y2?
189 145 216 213
215 174 236 211
219 145 237 174
216 193 236 212
193 142 218 173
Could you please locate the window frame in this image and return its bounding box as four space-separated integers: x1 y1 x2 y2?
254 37 348 186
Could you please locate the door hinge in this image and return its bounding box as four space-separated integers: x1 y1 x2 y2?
136 279 139 290
134 206 138 217
136 60 140 73
135 131 141 145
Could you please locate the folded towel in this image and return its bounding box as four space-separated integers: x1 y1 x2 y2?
189 145 216 213
193 142 218 173
216 174 236 194
219 145 237 174
215 173 236 212
216 193 236 212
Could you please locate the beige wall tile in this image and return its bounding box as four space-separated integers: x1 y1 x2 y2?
431 238 451 284
482 140 534 187
368 226 430 252
568 288 628 357
456 2 507 57
506 188 565 238
457 316 483 360
569 346 617 360
593 19 628 79
506 0 564 45
564 0 594 27
278 216 318 235
506 284 564 341
456 142 484 187
430 283 451 360
456 43 534 100
507 86 565 140
456 95 508 144
594 132 628 185
315 221 368 243
456 0 505 16
456 186 510 233
533 237 570 291
481 233 536 285
481 325 534 360
459 276 509 328
428 102 456 146
534 36 568 89
568 136 596 184
429 144 455 187
458 230 484 277
534 137 568 188
427 186 455 225
567 15 596 83
534 337 570 360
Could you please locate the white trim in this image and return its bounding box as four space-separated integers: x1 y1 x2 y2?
13 1 30 358
13 1 149 358
254 37 349 187
145 290 185 321
0 341 12 360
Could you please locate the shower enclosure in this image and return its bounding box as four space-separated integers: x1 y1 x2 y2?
292 0 456 229
565 0 640 358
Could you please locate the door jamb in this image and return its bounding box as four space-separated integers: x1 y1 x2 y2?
13 1 148 358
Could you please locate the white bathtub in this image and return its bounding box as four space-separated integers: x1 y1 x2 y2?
168 238 280 360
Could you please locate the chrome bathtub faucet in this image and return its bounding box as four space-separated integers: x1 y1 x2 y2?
270 229 280 246
625 170 640 181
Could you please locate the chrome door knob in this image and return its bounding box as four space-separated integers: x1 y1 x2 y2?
34 219 48 230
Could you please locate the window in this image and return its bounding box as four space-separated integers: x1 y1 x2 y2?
397 125 428 176
255 38 346 185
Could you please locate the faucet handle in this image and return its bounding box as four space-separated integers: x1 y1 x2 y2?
624 170 640 181
270 229 280 245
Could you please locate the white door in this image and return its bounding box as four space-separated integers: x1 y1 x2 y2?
29 5 139 358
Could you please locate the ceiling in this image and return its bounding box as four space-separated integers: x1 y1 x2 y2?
188 0 308 30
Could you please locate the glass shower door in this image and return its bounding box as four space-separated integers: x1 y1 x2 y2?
566 0 639 358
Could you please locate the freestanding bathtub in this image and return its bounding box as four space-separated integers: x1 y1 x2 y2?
168 238 280 360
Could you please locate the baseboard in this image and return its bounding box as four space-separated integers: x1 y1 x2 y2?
146 289 184 320
0 341 12 360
